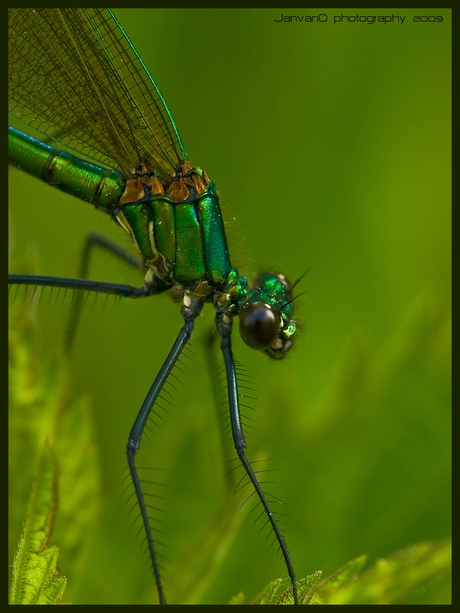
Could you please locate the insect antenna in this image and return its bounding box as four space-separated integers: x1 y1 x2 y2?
287 267 310 292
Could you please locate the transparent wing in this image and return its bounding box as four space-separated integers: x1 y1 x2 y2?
8 8 186 180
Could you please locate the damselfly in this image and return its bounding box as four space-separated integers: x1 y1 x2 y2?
9 8 302 604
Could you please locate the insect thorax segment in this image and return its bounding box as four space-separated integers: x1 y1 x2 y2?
115 162 231 294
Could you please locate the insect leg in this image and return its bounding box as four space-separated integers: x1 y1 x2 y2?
126 297 204 604
216 311 298 605
64 232 146 355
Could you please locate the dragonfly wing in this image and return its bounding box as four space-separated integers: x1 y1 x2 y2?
8 8 186 181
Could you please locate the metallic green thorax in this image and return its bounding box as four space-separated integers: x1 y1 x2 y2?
117 181 231 288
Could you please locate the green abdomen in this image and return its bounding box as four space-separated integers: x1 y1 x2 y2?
119 184 231 287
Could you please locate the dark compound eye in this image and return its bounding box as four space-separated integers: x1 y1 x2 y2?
239 301 280 351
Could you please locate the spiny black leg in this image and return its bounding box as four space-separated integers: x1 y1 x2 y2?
8 274 152 296
8 274 152 298
127 298 204 605
204 328 236 488
64 232 146 355
237 449 298 604
216 311 298 605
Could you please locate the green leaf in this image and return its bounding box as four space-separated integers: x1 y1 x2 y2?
9 442 67 604
322 541 451 605
251 578 282 605
276 572 323 605
309 554 367 604
9 301 101 603
233 540 450 604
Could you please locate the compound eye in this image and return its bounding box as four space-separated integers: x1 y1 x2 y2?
239 301 280 350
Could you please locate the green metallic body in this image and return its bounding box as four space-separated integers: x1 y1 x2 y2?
118 182 230 288
9 126 231 292
8 127 125 211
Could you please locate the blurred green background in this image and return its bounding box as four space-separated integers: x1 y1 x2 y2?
9 8 450 604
